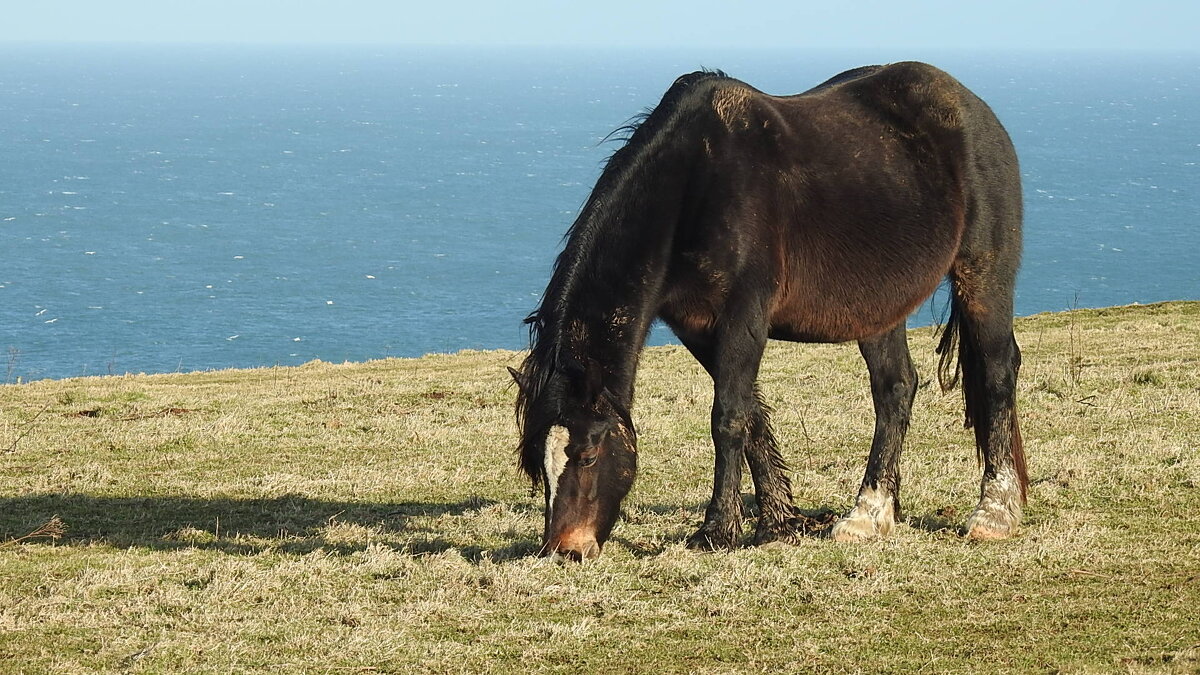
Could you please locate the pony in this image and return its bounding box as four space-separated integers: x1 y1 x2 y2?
510 62 1026 560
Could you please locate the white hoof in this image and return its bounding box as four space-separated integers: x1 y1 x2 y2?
966 467 1023 540
965 509 1017 540
831 486 895 542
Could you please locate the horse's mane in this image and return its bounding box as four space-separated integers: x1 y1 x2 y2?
513 69 730 487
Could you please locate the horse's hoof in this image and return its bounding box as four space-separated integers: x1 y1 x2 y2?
753 519 803 547
685 524 741 551
965 507 1018 540
967 469 1023 540
831 486 896 542
830 513 892 542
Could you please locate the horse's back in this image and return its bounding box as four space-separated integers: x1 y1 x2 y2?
816 62 1021 216
669 63 1019 343
835 62 1024 302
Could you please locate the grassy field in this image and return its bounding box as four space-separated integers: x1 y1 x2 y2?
1 301 1198 673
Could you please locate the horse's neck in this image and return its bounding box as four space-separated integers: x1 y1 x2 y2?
547 124 694 402
550 289 655 404
551 228 672 402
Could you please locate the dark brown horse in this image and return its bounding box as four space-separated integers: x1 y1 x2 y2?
511 62 1027 560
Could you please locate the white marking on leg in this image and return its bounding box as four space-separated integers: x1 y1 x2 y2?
856 485 896 527
544 425 569 517
967 466 1022 539
831 485 895 541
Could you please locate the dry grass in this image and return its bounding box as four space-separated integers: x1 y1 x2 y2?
1 301 1197 673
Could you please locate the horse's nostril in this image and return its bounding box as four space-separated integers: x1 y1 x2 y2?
543 548 583 563
543 531 602 562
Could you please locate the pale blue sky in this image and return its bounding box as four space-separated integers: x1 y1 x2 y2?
1 0 1197 51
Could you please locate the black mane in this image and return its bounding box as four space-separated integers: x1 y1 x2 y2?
514 69 729 486
599 70 728 153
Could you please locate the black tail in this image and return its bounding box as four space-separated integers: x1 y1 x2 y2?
935 299 963 395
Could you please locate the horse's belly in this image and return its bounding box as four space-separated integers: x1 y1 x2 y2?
768 265 945 343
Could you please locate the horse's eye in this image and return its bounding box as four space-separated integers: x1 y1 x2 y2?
586 425 612 447
579 449 599 468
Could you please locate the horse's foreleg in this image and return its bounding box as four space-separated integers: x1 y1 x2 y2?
742 391 804 546
832 324 916 542
681 317 770 551
686 400 748 550
684 370 800 547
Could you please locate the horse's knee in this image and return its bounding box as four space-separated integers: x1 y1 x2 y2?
888 369 917 410
711 401 755 438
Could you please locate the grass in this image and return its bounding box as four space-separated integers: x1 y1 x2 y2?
1 301 1198 673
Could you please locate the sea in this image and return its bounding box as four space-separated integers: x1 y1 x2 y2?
1 45 1197 382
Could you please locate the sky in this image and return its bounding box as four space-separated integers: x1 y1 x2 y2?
1 0 1197 52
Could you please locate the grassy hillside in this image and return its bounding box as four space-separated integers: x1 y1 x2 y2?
2 302 1198 673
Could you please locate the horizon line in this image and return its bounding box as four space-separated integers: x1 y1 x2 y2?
1 40 1198 55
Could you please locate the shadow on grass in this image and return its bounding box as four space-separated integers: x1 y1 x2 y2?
0 493 541 562
616 497 843 558
907 512 967 536
2 493 968 563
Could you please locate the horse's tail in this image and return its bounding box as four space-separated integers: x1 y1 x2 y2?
936 292 1028 503
935 297 963 395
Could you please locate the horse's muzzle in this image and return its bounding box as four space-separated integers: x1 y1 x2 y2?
542 529 602 562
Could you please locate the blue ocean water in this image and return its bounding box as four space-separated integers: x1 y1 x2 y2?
1 46 1197 381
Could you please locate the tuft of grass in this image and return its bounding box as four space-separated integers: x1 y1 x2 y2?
0 515 66 548
1 301 1198 673
1132 367 1165 386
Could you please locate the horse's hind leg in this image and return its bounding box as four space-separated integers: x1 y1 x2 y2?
831 323 916 541
946 265 1028 539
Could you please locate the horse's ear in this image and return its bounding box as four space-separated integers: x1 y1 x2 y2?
507 366 529 393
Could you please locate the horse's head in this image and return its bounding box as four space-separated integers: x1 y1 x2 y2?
511 363 637 561
538 404 636 560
